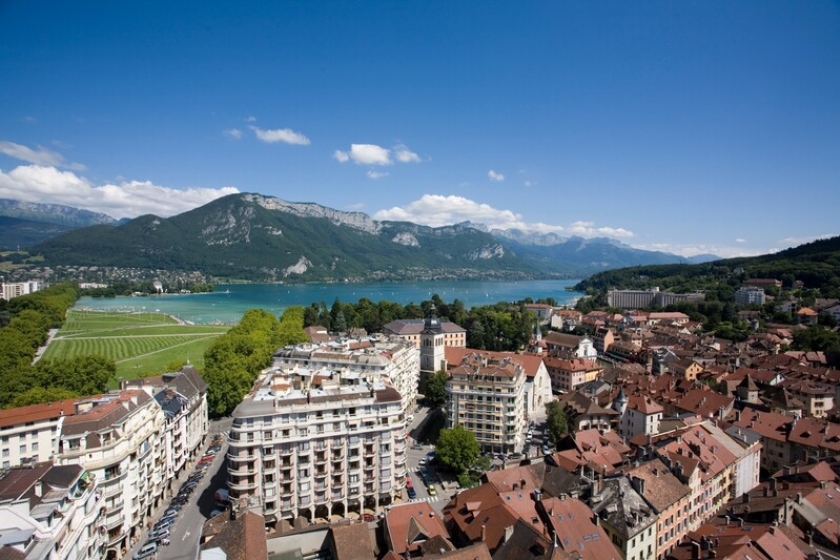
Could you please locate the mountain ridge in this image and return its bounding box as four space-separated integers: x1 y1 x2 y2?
11 193 711 280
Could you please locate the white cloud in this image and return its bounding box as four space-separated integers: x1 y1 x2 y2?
367 170 389 180
524 180 533 187
488 170 505 182
394 145 421 163
224 128 243 139
735 238 746 243
565 221 634 238
245 116 257 123
346 202 365 211
249 125 310 145
0 164 239 219
373 194 633 239
635 242 762 259
0 140 85 170
335 144 392 166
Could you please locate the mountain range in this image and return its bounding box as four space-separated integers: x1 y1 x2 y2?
3 193 717 281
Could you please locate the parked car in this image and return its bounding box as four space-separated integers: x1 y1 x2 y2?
407 486 417 499
362 513 375 522
198 455 214 465
148 527 170 541
134 542 158 559
427 484 437 497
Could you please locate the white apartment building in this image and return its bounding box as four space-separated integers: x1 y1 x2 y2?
125 366 209 485
227 367 407 524
0 367 210 558
0 463 106 559
56 391 166 555
0 281 40 300
734 286 766 306
272 334 419 413
445 353 527 454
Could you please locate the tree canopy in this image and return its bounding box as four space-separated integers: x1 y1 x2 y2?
545 400 569 448
423 370 449 408
436 424 480 473
203 306 307 417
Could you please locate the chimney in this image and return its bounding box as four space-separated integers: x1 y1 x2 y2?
797 492 804 504
34 481 42 497
481 524 486 542
691 541 701 560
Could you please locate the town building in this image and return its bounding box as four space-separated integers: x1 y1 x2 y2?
616 393 663 441
272 334 420 413
543 332 597 360
607 288 704 310
226 366 407 524
55 390 167 555
444 347 552 423
0 463 106 559
0 280 41 300
590 475 658 560
544 357 602 393
445 352 527 453
734 286 766 306
123 366 209 485
382 311 466 351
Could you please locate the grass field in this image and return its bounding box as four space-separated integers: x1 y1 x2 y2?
42 310 229 386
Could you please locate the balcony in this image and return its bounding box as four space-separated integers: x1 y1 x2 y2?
107 531 125 546
314 470 328 479
228 477 257 491
228 451 257 462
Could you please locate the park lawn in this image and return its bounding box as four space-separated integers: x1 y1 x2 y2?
44 310 230 387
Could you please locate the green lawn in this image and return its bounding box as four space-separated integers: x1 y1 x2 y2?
43 310 230 386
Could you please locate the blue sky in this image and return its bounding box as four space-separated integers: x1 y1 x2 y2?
1 1 839 258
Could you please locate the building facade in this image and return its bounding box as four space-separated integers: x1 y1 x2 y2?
227 367 407 524
445 353 527 453
734 286 766 306
272 335 420 413
0 281 40 300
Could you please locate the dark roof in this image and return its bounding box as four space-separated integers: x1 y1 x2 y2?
199 510 267 560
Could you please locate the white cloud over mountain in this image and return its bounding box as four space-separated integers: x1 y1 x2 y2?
373 194 634 239
0 164 238 219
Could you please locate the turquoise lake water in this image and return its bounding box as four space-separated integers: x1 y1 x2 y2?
73 279 584 325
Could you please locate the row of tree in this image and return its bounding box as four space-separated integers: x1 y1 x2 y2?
202 307 309 417
0 283 116 408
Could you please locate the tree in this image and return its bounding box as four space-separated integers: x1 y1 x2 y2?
545 400 569 446
436 425 480 473
423 370 449 408
9 387 79 408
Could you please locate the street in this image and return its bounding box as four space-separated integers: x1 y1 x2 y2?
125 418 231 560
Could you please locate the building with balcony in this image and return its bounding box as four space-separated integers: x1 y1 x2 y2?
0 463 106 559
382 311 466 351
272 334 419 413
55 390 167 555
227 366 407 525
0 400 75 470
445 353 527 454
124 366 209 492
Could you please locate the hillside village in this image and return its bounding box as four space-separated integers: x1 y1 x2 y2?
1 279 840 560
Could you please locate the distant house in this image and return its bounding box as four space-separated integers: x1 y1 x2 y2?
796 307 819 325
744 278 782 289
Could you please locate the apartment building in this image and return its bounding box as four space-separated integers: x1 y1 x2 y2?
0 280 40 300
607 288 704 310
226 367 407 524
124 366 209 485
0 463 106 559
272 334 420 413
54 390 166 555
590 476 658 560
544 356 602 393
616 393 663 440
445 353 527 453
734 286 766 306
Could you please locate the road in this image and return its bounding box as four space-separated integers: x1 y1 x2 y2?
125 418 231 560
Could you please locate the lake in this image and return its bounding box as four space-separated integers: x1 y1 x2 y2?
73 279 584 325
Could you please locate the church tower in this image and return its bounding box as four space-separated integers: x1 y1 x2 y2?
420 305 445 375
